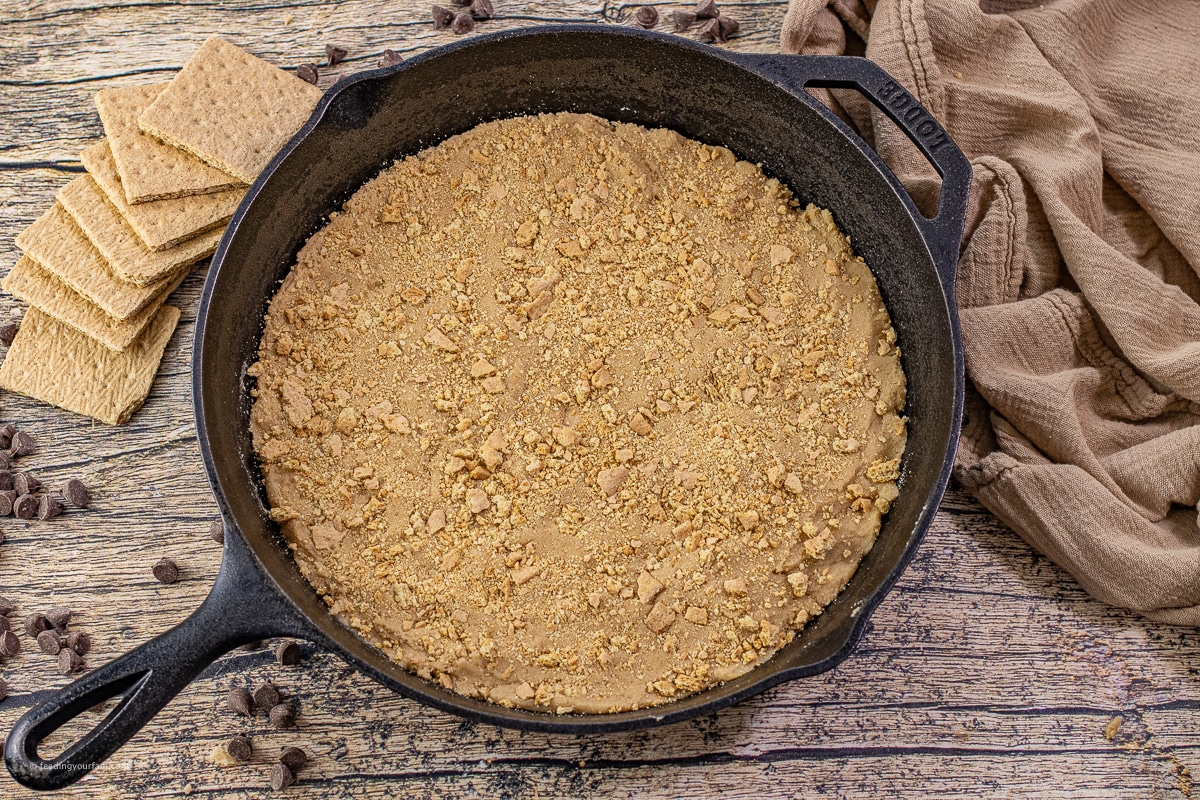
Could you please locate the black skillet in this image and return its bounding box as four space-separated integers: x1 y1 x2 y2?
5 25 969 790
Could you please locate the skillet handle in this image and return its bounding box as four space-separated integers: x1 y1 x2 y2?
730 54 971 290
3 526 317 791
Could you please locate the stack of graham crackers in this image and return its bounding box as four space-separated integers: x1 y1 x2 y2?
1 37 322 425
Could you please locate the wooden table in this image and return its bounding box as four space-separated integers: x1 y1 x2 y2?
1 2 1197 797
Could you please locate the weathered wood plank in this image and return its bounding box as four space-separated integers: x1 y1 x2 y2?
1 2 1197 798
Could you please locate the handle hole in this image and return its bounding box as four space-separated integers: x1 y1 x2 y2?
37 696 125 761
803 80 946 220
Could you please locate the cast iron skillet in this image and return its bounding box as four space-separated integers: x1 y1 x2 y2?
6 25 969 790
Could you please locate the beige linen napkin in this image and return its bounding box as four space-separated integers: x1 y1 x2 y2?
783 0 1200 624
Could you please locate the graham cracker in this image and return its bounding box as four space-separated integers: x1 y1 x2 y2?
80 140 243 251
58 174 221 286
138 37 323 183
95 82 244 203
0 304 180 425
3 256 184 352
14 203 178 321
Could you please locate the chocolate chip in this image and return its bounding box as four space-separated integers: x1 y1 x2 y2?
275 640 301 666
13 495 37 519
469 0 493 20
0 596 14 616
672 9 697 31
45 607 71 629
0 616 9 634
0 424 14 449
64 479 90 508
58 647 82 674
0 472 11 492
37 630 63 655
152 558 179 584
67 630 91 656
380 49 404 67
451 10 475 34
269 763 296 791
635 6 658 28
38 495 63 521
24 612 47 637
325 44 347 67
0 451 12 471
228 686 255 716
253 682 281 710
209 519 225 544
0 630 20 657
10 431 34 457
432 5 454 29
695 0 718 19
226 735 252 762
0 324 17 347
0 677 7 701
268 702 296 728
296 63 319 85
0 491 15 517
13 472 40 496
279 746 307 771
717 14 739 40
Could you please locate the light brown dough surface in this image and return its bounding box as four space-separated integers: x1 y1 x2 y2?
250 113 907 714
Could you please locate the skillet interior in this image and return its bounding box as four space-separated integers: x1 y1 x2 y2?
198 26 958 730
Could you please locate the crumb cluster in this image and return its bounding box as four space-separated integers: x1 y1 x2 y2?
249 112 907 714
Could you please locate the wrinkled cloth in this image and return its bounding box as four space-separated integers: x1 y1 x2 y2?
782 0 1200 624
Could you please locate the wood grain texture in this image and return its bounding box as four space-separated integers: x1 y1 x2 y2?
0 1 1197 798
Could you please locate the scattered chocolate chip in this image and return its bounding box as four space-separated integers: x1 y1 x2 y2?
57 647 82 674
208 519 225 544
695 0 718 19
9 431 34 457
672 9 697 31
0 677 7 701
23 612 48 637
279 746 307 771
296 63 319 85
325 44 347 67
67 630 91 656
0 472 11 491
64 479 90 508
45 607 71 630
469 0 493 20
13 472 40 496
226 735 252 762
0 324 17 347
253 682 281 711
0 424 14 449
0 596 14 616
0 490 15 517
635 6 659 28
1 629 22 657
432 5 454 28
698 16 737 42
268 702 295 728
37 630 63 655
717 14 739 40
451 10 475 33
13 495 37 519
38 495 63 521
0 617 9 634
380 49 404 67
152 558 180 584
269 763 296 791
275 640 301 666
228 686 255 716
0 452 12 471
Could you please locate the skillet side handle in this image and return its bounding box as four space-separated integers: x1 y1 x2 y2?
731 54 971 290
4 529 315 791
